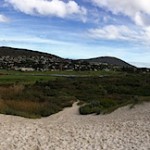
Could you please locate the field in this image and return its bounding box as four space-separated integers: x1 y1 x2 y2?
0 69 150 118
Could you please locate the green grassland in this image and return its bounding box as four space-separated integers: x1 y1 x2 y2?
0 69 150 118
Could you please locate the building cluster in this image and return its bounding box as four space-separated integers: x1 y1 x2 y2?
0 55 111 71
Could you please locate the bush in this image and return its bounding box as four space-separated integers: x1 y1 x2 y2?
79 104 102 115
79 105 93 115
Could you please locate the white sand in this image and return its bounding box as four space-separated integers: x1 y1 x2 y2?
0 102 150 150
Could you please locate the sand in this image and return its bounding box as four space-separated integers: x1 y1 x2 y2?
0 102 150 150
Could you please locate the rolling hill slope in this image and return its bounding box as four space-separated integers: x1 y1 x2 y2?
0 46 135 68
81 56 135 68
0 46 63 61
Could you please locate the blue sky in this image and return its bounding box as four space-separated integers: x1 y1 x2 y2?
0 0 150 67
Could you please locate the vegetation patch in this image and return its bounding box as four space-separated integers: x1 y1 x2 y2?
0 71 150 118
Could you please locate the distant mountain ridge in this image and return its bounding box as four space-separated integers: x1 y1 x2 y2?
0 46 135 68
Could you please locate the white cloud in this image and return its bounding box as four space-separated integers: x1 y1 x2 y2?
88 0 150 46
88 25 136 40
88 25 150 45
5 0 87 21
91 0 150 26
0 14 9 22
0 36 70 45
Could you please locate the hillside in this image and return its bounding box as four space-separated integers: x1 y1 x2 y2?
0 46 63 60
81 56 135 68
0 46 136 70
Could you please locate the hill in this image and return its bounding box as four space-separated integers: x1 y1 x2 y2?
81 56 135 68
0 46 63 60
0 46 136 70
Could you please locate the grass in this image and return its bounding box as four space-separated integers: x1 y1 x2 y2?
0 70 150 118
0 100 43 118
0 69 121 84
0 74 56 84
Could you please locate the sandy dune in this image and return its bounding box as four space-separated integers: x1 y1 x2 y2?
0 102 150 150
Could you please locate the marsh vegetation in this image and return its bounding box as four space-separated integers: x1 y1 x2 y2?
0 70 150 118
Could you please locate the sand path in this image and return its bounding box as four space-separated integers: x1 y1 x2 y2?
0 102 150 150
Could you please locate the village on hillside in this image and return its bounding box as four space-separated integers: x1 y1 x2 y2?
0 46 150 72
0 55 117 72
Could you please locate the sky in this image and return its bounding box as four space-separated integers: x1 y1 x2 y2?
0 0 150 67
